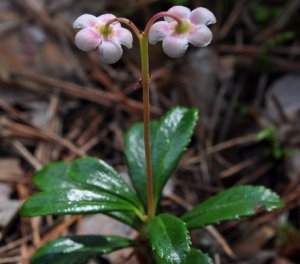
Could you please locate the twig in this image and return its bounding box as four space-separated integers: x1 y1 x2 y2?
235 162 274 186
219 156 263 179
219 0 247 39
12 140 42 170
188 134 258 163
0 117 85 157
29 216 81 258
205 226 235 257
10 71 161 116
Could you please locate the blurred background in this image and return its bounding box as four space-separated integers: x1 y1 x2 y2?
0 0 300 263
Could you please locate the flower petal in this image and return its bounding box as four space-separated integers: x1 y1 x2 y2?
115 27 133 48
165 6 191 22
149 21 173 44
187 25 213 47
97 14 120 27
75 28 101 52
99 40 123 64
190 7 216 25
162 35 188 58
73 14 98 29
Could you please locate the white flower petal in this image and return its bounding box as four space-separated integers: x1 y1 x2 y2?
149 21 173 44
162 35 188 58
187 25 213 47
190 7 216 25
73 14 97 29
75 28 101 51
97 14 120 27
115 27 133 48
99 40 123 64
165 6 191 22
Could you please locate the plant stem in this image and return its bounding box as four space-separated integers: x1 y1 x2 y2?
105 17 141 38
139 34 154 219
144 11 182 36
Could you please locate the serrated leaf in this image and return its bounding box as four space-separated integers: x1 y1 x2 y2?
21 158 145 228
147 213 191 264
124 121 158 207
152 108 198 206
68 157 143 211
20 187 136 217
30 235 134 264
182 185 284 229
33 162 77 191
184 248 213 264
125 107 198 209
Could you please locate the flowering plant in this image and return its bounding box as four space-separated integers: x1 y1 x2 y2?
21 6 283 264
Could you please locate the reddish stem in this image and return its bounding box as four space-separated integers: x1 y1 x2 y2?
105 17 142 38
144 11 183 36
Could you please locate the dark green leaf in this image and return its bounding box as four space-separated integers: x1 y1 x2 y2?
147 213 191 264
33 162 76 191
124 121 158 207
68 157 143 211
125 107 198 208
184 248 213 264
21 158 145 227
20 188 137 217
31 235 134 264
106 211 142 230
152 107 198 206
182 185 284 229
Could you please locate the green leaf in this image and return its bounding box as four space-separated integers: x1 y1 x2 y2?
152 108 198 206
125 107 198 208
21 158 145 228
124 121 158 207
20 187 137 217
68 157 143 211
106 211 142 229
33 162 77 191
182 185 284 229
30 235 134 264
184 248 213 264
147 213 191 264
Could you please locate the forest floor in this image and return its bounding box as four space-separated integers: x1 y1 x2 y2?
0 0 300 263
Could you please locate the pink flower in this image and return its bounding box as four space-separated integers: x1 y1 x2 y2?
73 14 133 64
149 6 216 58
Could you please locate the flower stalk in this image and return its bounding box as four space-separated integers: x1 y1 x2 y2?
144 11 183 35
139 34 154 219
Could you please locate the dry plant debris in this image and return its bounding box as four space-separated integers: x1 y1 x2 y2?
0 0 299 263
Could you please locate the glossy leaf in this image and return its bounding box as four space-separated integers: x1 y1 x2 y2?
147 213 191 264
20 187 137 217
21 158 145 228
184 248 213 264
152 107 198 207
33 161 77 191
124 121 158 206
31 235 134 264
68 157 143 211
107 211 143 229
125 107 198 208
182 185 284 229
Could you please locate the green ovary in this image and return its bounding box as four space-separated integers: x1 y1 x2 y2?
174 20 192 34
98 24 113 37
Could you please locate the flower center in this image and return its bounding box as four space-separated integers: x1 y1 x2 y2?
174 20 192 34
97 24 113 37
